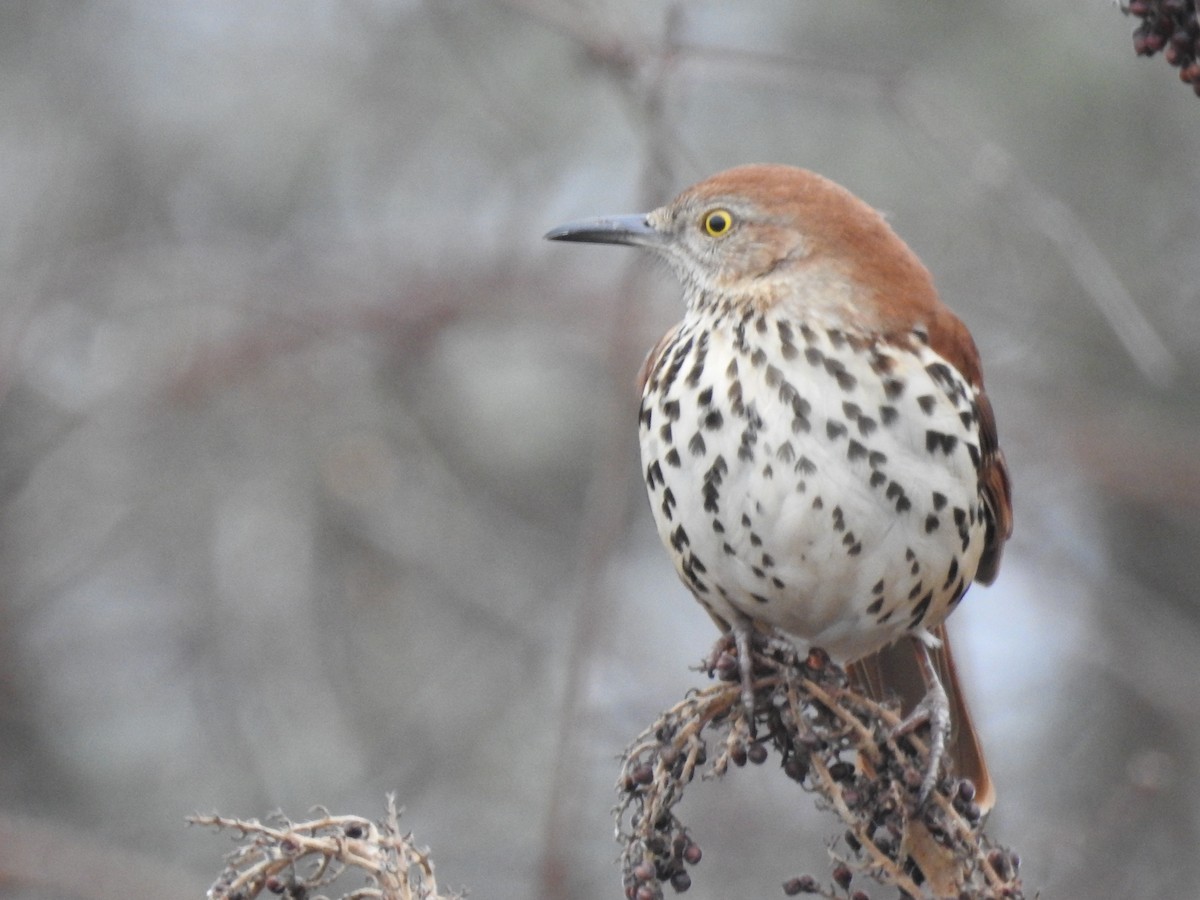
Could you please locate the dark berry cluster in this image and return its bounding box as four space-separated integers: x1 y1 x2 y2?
1127 0 1200 95
615 635 1026 899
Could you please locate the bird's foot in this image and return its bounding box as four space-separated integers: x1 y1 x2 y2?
892 673 951 806
705 626 760 729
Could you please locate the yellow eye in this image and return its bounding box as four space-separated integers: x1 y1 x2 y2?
702 209 733 237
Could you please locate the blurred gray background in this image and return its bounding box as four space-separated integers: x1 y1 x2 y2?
1 2 1198 898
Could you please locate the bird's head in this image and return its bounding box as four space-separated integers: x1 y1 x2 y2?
546 164 938 327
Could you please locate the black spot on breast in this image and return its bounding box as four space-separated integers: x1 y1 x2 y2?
800 323 818 344
943 556 960 589
932 492 947 510
847 541 862 555
777 322 798 359
872 579 886 595
857 416 877 436
670 524 689 551
960 411 975 430
826 420 848 440
762 463 774 479
703 409 723 430
909 591 933 628
879 405 899 425
868 450 887 468
866 596 884 614
765 364 783 387
791 395 812 432
749 532 763 547
812 496 824 510
646 460 664 488
689 432 707 456
751 593 770 604
665 448 681 467
741 513 752 527
884 379 905 399
869 471 887 487
924 514 939 533
832 506 845 531
663 399 681 420
917 395 937 415
843 401 862 419
712 519 725 533
755 315 768 334
727 378 743 405
722 542 736 555
824 358 857 391
805 346 824 366
639 404 653 428
847 440 868 461
685 334 708 387
886 481 904 501
771 576 786 589
966 443 982 469
750 347 767 367
925 361 957 390
697 386 713 406
661 487 676 519
659 423 673 444
738 425 760 461
827 328 847 348
908 581 924 599
776 442 795 463
796 455 817 475
926 431 958 455
732 318 748 352
896 496 912 513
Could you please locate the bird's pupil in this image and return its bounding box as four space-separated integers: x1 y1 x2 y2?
708 212 728 234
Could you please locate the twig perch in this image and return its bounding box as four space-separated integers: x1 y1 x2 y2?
615 636 1025 899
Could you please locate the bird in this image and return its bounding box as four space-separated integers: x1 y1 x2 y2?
545 164 1012 809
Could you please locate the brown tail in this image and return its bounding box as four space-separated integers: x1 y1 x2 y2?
846 624 994 812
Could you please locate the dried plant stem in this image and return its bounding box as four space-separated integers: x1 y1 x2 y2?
615 636 1024 899
189 795 458 900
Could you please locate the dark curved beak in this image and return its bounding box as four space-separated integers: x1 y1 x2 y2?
544 214 663 247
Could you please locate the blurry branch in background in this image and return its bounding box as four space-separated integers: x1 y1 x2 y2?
898 96 1179 389
616 639 1025 900
190 796 460 900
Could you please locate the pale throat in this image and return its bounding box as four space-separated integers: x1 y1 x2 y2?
681 256 880 333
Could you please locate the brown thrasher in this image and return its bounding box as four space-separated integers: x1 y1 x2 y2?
546 164 1012 808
